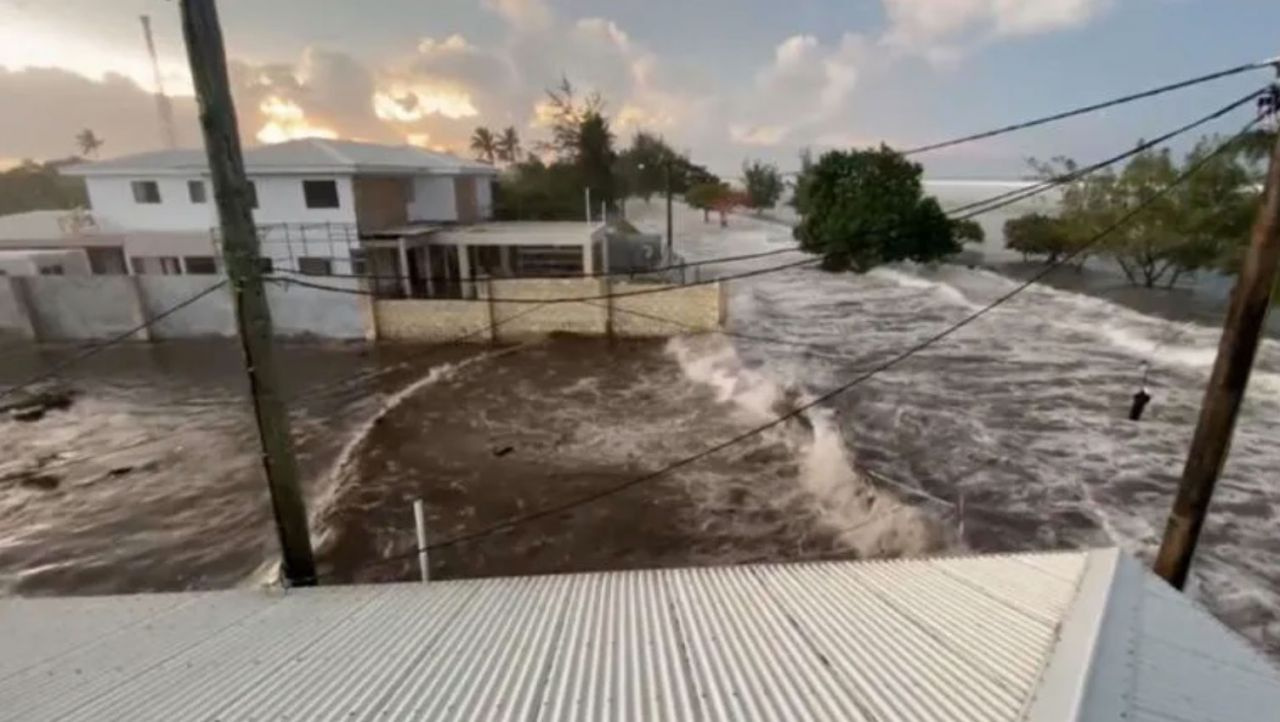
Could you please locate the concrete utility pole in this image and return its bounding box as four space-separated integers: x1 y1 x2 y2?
1153 106 1280 590
179 0 317 586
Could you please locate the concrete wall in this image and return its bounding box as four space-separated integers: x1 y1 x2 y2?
611 282 722 337
266 276 367 339
136 277 235 338
372 277 721 343
0 274 367 342
374 299 490 342
22 276 149 341
0 274 721 344
0 277 35 339
491 278 608 339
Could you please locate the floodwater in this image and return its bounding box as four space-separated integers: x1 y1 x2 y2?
3 188 1279 659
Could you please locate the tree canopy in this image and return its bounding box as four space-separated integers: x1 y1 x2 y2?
685 181 729 222
1007 133 1264 287
0 159 88 216
793 146 964 271
493 78 715 221
469 127 497 164
742 160 783 212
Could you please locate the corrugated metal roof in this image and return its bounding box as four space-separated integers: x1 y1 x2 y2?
0 549 1276 721
61 138 498 177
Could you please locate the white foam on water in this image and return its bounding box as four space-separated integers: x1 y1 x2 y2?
666 335 938 556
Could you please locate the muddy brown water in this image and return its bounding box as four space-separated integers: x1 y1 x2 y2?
4 199 1280 662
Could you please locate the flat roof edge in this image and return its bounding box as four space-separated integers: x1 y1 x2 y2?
1019 547 1122 721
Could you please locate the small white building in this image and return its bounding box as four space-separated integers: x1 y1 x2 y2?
51 138 499 278
0 248 91 277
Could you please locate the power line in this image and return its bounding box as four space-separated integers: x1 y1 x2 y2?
944 87 1269 219
901 57 1277 156
0 280 229 402
265 255 821 304
341 117 1259 575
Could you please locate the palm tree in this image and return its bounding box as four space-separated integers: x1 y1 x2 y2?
75 128 104 158
470 127 497 164
496 126 521 163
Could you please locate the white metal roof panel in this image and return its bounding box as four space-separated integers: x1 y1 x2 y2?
1 549 1276 721
61 138 497 177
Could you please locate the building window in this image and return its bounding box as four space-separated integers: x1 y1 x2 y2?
39 265 65 276
297 257 332 276
303 180 340 209
184 256 218 275
246 181 259 209
131 180 161 204
349 249 368 277
130 256 182 275
258 257 274 274
188 180 207 204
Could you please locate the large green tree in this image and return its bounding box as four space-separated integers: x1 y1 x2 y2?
794 146 963 271
742 160 783 213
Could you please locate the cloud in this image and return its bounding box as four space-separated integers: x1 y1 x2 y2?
730 124 789 146
482 0 552 30
882 0 1109 56
0 66 198 160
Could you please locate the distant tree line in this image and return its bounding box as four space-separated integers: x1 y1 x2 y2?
1004 128 1275 288
0 128 100 216
485 77 719 221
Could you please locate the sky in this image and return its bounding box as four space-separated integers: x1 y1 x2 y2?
0 0 1277 178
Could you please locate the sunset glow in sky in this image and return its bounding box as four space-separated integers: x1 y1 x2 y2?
1 0 1277 176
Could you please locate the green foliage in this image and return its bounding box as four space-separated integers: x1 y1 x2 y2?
1032 134 1260 288
790 148 816 216
793 146 962 272
577 111 617 206
741 160 783 212
1004 212 1073 262
684 181 729 222
493 156 585 220
952 218 985 244
0 159 88 216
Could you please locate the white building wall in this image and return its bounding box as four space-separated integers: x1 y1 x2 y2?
476 177 494 219
249 175 357 226
84 174 357 232
408 176 457 222
86 177 217 232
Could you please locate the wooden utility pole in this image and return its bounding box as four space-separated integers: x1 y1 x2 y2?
179 0 317 586
664 160 674 259
1153 114 1280 589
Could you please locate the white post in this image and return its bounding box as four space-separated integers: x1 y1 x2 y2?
412 498 429 583
457 243 473 299
397 237 411 298
585 187 592 224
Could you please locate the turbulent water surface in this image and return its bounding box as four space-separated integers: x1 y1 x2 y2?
2 191 1278 658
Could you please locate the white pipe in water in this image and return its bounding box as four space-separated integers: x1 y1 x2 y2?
412 498 429 582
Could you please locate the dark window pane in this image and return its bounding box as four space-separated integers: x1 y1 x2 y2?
258 257 274 274
188 180 207 204
131 181 161 204
246 181 259 209
297 257 332 276
303 180 340 209
184 256 218 275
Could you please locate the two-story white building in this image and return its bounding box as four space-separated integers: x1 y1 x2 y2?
56 138 499 279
